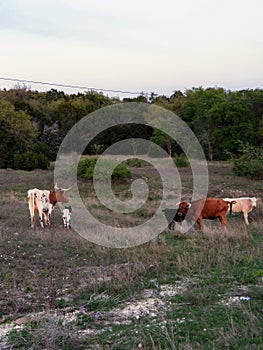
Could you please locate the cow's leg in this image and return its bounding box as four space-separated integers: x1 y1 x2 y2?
28 196 35 228
37 208 45 228
34 197 45 228
196 218 203 230
43 211 48 226
47 204 53 226
219 214 227 229
48 210 51 226
31 215 35 228
38 214 44 228
168 220 175 230
29 208 35 228
243 211 249 225
47 213 51 226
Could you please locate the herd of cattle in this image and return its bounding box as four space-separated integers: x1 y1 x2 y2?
27 185 261 231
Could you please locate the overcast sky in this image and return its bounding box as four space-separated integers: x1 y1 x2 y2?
0 0 262 97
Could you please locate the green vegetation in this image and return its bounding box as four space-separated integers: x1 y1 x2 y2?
78 157 131 181
173 154 189 167
1 86 263 178
13 151 49 170
232 143 263 180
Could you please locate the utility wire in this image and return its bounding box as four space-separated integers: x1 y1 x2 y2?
0 76 144 95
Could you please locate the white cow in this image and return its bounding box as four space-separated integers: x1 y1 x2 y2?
223 197 261 225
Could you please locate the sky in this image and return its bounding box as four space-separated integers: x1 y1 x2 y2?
0 0 263 98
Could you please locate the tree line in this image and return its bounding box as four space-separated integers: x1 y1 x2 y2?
0 86 262 172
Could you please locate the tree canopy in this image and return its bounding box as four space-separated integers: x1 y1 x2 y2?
0 86 262 168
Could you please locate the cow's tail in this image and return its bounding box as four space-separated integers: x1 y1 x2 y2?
228 200 236 216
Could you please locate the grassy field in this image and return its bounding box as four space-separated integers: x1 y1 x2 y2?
0 162 262 349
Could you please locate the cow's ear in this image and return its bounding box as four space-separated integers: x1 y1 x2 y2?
186 203 191 209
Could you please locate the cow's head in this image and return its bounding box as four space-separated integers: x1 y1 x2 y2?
162 208 178 229
54 183 71 203
174 201 191 222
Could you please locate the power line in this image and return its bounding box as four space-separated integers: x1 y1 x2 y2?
0 76 144 95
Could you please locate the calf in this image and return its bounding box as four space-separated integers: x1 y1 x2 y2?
174 198 236 230
62 206 72 229
27 184 70 228
223 197 261 225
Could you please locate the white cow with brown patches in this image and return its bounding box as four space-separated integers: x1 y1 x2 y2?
223 197 261 225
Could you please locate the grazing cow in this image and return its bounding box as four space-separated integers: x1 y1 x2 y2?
27 184 70 228
62 206 72 229
174 198 236 230
223 197 261 225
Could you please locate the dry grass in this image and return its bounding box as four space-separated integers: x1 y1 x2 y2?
0 162 262 349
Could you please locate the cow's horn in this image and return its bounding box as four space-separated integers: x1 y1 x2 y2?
61 187 71 192
54 182 59 190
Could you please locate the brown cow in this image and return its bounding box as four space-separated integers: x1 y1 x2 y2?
27 184 70 228
174 198 236 230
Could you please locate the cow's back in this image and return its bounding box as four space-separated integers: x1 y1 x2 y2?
190 198 228 219
223 197 253 213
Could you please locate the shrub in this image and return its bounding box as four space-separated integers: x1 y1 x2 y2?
78 157 131 181
35 141 57 161
77 157 98 178
233 157 263 179
125 158 148 168
13 151 50 170
173 154 189 167
232 143 263 179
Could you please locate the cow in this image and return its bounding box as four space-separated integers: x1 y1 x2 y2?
27 188 49 228
223 197 261 225
27 184 70 228
62 206 72 229
173 198 236 230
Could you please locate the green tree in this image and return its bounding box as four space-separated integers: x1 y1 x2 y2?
182 87 225 160
0 100 37 168
149 129 175 157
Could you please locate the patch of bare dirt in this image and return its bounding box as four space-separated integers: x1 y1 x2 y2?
0 279 191 346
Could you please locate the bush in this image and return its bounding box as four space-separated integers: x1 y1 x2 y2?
233 157 263 179
77 157 98 178
35 141 57 161
124 158 148 168
78 157 131 181
173 154 189 167
232 143 263 179
13 151 50 170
